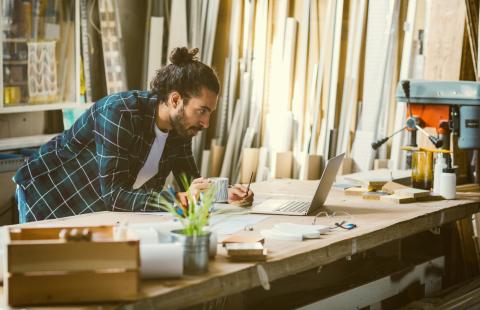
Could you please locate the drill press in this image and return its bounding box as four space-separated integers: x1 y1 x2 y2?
372 80 480 182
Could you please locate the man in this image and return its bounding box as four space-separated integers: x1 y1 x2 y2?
14 47 253 222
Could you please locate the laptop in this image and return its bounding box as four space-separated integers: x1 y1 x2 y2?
250 153 345 216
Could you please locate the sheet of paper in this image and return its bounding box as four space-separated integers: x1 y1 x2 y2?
209 214 270 235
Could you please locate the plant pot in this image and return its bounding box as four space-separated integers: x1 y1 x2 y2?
171 229 211 275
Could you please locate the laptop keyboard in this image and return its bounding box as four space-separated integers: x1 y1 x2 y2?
277 201 310 213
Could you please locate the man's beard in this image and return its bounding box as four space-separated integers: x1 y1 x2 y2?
170 108 203 138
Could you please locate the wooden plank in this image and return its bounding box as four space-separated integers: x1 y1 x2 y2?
456 184 480 192
303 0 319 138
233 127 255 183
226 0 242 129
317 0 344 159
456 218 480 276
220 101 241 177
380 194 416 204
0 2 3 108
306 154 322 180
336 0 367 155
231 73 252 176
8 226 113 240
211 0 232 91
8 241 139 273
75 0 81 104
275 151 293 179
240 0 254 72
306 0 335 157
203 0 220 65
375 0 401 161
350 0 400 170
282 18 298 111
167 0 188 59
423 0 465 80
299 64 319 180
141 0 152 89
209 143 225 177
339 156 353 175
382 181 409 194
146 17 164 85
249 0 269 146
265 0 289 113
362 191 389 201
464 0 478 78
345 187 369 196
215 59 231 144
394 188 430 198
200 149 210 177
291 0 311 178
240 148 260 184
256 147 269 182
391 0 418 170
189 0 198 48
7 270 138 306
374 159 389 170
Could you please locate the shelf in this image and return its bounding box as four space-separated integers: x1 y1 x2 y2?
0 102 93 114
4 81 27 86
0 134 57 151
3 60 27 65
3 38 28 43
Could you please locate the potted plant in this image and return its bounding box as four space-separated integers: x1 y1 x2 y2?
154 176 216 275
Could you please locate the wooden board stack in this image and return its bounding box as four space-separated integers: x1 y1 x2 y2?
225 242 267 262
5 225 139 306
343 180 442 204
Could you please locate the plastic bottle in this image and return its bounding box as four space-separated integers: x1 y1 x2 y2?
439 157 456 200
433 154 446 194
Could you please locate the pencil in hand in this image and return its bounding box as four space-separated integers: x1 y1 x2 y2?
244 171 254 198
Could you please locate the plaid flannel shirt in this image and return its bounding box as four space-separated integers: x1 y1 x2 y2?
14 90 200 222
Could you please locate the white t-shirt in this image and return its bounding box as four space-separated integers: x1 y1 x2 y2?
132 126 169 189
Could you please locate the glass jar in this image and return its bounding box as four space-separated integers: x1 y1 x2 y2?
411 151 433 190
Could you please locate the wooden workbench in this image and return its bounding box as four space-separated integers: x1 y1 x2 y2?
4 179 480 309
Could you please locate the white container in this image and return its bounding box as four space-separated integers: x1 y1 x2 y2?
433 155 446 194
439 167 456 199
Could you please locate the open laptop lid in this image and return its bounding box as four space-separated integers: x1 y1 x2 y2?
307 153 345 215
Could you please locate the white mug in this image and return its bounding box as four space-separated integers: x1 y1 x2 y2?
209 177 229 203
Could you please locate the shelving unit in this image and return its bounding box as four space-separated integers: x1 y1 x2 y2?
0 102 93 114
0 134 58 151
0 0 88 151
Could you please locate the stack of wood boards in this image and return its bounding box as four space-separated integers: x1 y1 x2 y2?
344 180 442 204
5 225 139 306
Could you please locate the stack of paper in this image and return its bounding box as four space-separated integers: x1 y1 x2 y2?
261 223 330 241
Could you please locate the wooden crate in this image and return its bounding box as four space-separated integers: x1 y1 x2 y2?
5 225 140 306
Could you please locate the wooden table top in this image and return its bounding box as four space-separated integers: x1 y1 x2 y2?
4 179 480 309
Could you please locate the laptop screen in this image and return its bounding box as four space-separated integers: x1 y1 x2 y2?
308 153 345 214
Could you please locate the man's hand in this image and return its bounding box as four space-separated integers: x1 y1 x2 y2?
176 177 211 208
189 177 212 198
228 184 254 207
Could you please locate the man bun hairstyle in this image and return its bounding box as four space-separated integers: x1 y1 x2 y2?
150 47 220 103
170 47 199 65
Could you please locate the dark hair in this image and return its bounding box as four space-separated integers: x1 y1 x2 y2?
150 47 220 103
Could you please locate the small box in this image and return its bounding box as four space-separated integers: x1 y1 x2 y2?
226 242 264 256
5 225 139 306
226 242 267 261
